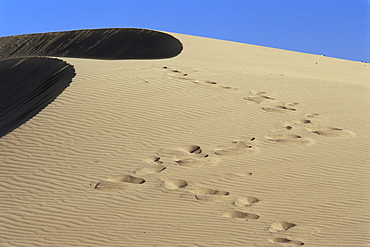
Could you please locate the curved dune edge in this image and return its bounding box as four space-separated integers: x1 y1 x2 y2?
0 28 183 59
0 28 183 138
0 57 75 138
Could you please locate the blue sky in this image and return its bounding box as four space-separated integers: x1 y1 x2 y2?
0 0 369 62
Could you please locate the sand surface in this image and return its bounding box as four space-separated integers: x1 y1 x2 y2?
0 57 75 138
0 31 369 246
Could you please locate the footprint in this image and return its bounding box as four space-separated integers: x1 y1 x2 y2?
157 145 207 160
244 91 275 103
106 175 145 184
267 237 304 246
192 79 217 85
223 210 260 220
92 175 145 190
297 119 313 124
134 164 166 176
305 126 355 138
162 178 188 190
190 188 230 196
143 155 163 165
265 134 314 146
168 71 189 79
233 196 259 207
268 221 296 232
178 145 203 154
214 140 260 156
175 156 220 167
189 187 230 202
92 181 127 190
262 105 296 113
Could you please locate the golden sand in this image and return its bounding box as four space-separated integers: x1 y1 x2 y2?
0 31 369 246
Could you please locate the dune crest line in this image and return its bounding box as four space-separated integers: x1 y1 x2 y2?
0 28 183 138
0 28 183 59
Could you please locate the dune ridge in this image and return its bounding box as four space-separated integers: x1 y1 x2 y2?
0 28 183 59
0 57 75 138
0 31 369 246
0 28 183 138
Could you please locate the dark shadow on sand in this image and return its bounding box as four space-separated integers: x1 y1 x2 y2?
0 57 75 138
0 28 183 138
0 28 183 59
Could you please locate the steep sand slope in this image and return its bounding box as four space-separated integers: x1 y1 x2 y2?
0 28 183 59
0 57 75 138
0 28 182 138
0 32 369 246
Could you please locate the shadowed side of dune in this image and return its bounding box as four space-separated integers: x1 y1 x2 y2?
0 28 183 138
0 57 75 138
0 28 183 59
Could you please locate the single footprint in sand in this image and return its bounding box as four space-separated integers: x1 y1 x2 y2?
268 221 296 232
162 178 188 190
267 237 304 246
223 210 260 220
93 175 145 190
233 196 259 207
265 134 314 146
156 145 206 160
190 188 230 196
305 126 355 138
134 164 166 176
214 138 260 156
295 119 313 125
188 188 229 202
192 79 216 85
106 175 145 184
143 155 164 165
180 145 203 154
244 91 275 103
262 104 297 113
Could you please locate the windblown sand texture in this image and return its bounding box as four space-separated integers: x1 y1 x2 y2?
0 28 182 138
0 28 369 246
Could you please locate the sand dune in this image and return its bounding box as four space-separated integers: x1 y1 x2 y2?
0 29 369 246
0 28 182 138
0 28 183 59
0 57 75 138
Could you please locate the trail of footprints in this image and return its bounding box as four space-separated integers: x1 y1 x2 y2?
162 66 238 90
244 91 355 145
92 143 303 245
92 74 356 245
